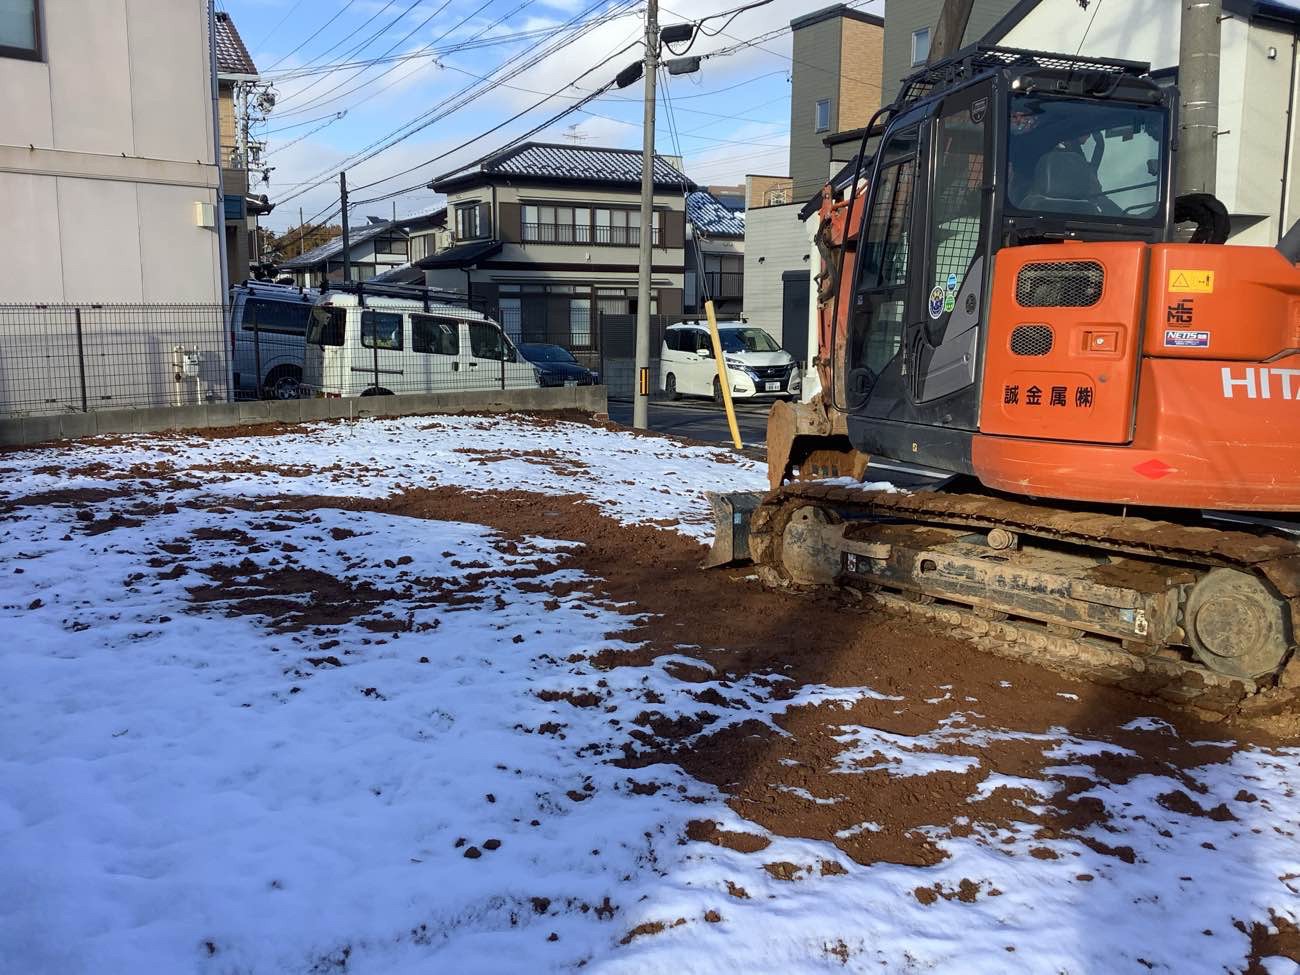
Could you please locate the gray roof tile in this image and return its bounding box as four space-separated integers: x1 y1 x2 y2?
436 142 692 189
687 190 745 237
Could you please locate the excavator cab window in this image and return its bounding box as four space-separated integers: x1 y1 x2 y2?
846 124 920 410
1006 94 1166 222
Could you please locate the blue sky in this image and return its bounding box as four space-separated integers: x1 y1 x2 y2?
217 0 884 231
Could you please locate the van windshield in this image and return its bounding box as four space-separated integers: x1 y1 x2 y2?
307 306 345 346
720 328 781 354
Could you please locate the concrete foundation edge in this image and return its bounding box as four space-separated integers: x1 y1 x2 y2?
0 386 609 449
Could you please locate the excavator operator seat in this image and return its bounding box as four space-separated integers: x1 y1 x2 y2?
1020 149 1103 215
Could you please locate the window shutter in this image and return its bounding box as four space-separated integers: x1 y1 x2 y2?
478 202 492 238
498 202 520 242
662 209 685 249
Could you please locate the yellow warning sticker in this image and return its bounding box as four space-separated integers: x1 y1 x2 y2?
1168 269 1215 293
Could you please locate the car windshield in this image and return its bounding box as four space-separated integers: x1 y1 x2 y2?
720 328 781 354
1006 94 1166 220
520 344 575 364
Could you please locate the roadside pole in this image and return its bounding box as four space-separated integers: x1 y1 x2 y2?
702 299 743 449
1178 0 1221 196
340 172 352 284
632 0 658 429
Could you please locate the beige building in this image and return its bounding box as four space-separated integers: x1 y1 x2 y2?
0 0 225 303
426 143 689 360
215 11 270 287
788 4 885 201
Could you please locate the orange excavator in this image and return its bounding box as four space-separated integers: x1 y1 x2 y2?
709 44 1300 715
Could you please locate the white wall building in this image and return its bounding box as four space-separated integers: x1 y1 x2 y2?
0 0 225 303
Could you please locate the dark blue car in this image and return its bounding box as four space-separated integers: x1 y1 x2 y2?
518 343 599 387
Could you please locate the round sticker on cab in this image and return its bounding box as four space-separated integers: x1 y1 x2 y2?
928 285 946 319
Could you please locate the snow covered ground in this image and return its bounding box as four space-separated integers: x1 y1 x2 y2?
1 415 1297 974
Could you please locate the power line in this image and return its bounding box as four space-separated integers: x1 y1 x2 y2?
264 0 361 71
272 0 409 106
248 0 309 57
350 40 641 203
274 0 639 205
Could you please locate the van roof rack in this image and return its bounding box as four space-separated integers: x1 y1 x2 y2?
328 279 488 314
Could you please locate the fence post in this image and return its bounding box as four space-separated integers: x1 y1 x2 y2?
74 308 88 413
252 306 263 399
373 339 379 394
500 329 506 391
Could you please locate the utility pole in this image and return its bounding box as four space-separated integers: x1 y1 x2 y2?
1178 0 1221 196
299 206 305 257
340 171 352 284
632 0 658 430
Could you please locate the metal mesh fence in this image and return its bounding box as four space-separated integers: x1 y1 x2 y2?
0 304 231 417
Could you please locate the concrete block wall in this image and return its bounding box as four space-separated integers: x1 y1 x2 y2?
0 386 609 449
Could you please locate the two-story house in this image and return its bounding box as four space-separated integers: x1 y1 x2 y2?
684 190 745 318
422 143 690 356
278 216 415 288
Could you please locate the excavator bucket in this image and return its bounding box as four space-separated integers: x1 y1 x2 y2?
702 491 765 568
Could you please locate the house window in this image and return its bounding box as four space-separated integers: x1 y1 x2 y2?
815 98 831 133
593 208 660 245
522 205 595 243
911 27 930 66
456 203 482 240
0 0 40 60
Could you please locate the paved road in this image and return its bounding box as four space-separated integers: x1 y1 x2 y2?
607 397 772 446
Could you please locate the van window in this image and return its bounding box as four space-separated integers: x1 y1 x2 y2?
412 314 459 355
242 298 311 335
469 321 507 360
307 306 345 346
361 310 403 350
665 329 681 352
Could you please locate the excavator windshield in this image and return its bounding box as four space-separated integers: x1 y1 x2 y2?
1005 94 1167 222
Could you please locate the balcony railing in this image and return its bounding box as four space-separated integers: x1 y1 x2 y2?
522 223 660 246
704 271 744 299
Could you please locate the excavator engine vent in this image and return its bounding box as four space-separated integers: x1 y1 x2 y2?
1010 324 1054 356
1015 261 1104 307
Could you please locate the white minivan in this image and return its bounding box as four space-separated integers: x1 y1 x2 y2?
660 321 801 403
302 290 539 397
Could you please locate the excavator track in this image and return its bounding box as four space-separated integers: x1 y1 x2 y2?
733 483 1300 718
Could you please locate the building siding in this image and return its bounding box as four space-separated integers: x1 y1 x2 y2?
880 0 1019 102
789 17 844 201
0 0 222 303
838 17 885 132
742 203 811 341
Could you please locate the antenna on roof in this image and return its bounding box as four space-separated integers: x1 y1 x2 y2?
561 123 591 144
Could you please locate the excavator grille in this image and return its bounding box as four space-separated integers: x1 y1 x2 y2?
1015 261 1104 308
1009 324 1055 357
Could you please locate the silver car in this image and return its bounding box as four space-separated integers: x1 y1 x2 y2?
230 282 318 400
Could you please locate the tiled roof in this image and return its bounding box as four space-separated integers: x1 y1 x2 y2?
435 142 693 189
412 239 503 270
214 12 257 76
279 219 400 270
687 190 745 237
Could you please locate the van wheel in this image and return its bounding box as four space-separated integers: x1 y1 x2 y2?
712 377 723 405
360 387 393 397
665 373 680 400
263 366 302 401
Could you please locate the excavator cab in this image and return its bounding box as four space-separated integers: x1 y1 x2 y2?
839 49 1176 473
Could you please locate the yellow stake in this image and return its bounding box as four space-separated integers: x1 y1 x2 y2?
703 299 743 450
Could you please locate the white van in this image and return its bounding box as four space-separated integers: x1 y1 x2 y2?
660 321 801 403
302 288 539 397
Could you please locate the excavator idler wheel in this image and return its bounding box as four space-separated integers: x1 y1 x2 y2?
1184 568 1292 680
780 505 843 587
